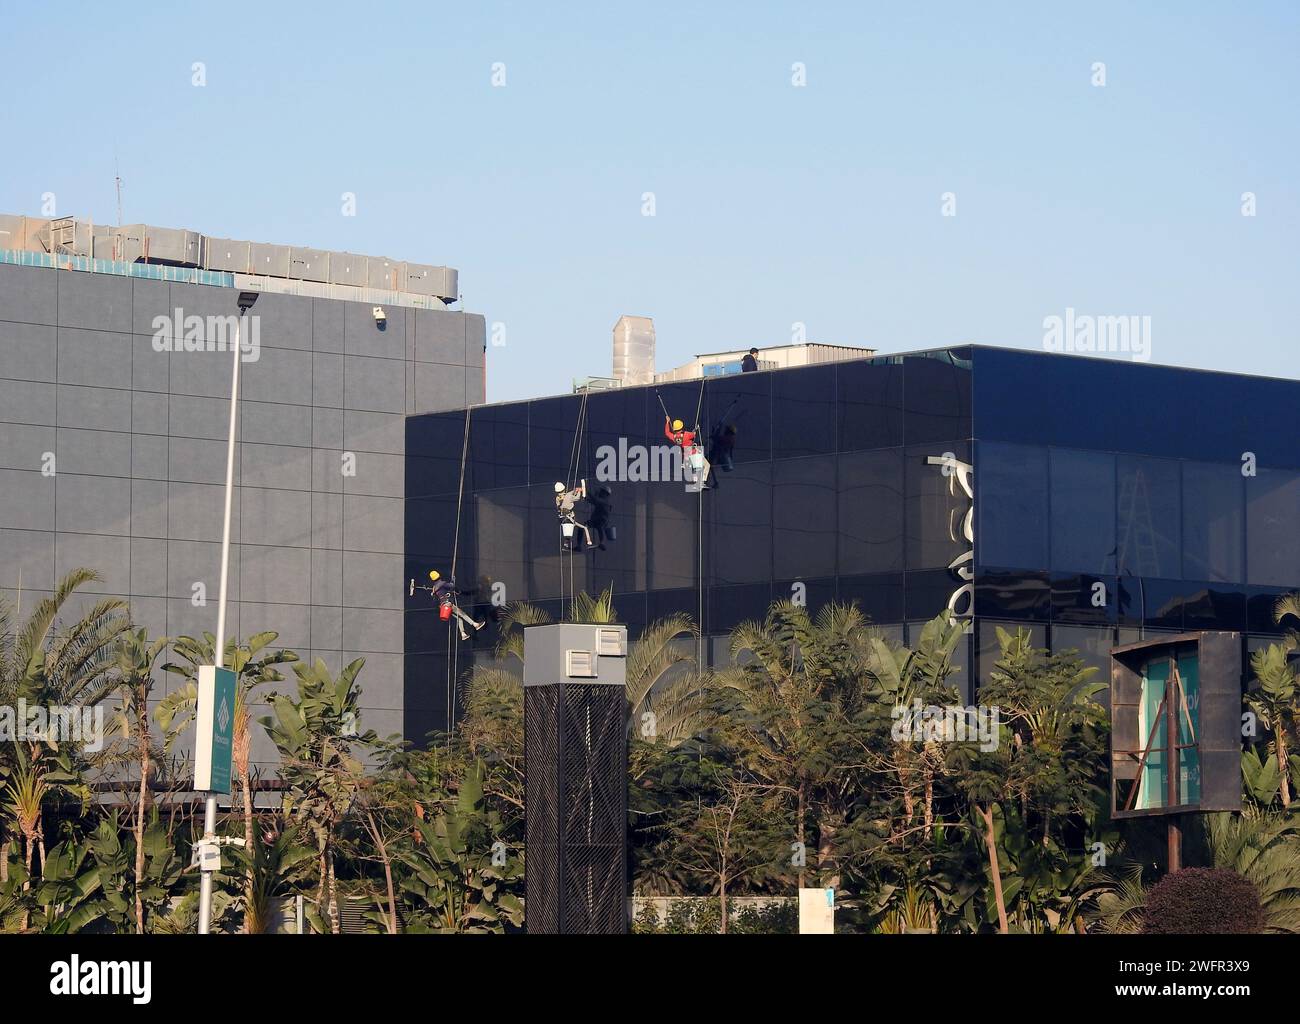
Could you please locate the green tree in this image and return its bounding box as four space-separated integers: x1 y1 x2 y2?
712 601 891 889
261 657 376 934
1245 643 1299 808
0 569 129 915
107 629 168 933
659 756 782 932
948 626 1108 933
392 760 523 933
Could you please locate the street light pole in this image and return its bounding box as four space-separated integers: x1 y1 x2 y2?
198 291 258 934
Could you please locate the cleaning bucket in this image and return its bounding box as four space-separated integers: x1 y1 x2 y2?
561 521 575 538
439 600 452 621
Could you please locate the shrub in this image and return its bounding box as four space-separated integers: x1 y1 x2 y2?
1143 867 1266 934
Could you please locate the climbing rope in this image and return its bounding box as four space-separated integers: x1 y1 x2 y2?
446 407 472 737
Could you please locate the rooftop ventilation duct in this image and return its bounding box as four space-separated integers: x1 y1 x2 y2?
612 315 655 387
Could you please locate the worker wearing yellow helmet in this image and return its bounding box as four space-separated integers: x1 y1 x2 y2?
664 415 711 488
423 569 484 639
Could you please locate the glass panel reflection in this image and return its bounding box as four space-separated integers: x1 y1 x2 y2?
1050 448 1115 575
1183 461 1244 583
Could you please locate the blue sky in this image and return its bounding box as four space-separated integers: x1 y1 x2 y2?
1 1 1295 402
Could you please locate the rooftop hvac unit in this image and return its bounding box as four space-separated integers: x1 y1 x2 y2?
613 315 655 387
47 217 78 254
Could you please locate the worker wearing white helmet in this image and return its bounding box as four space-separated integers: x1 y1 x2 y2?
554 479 592 549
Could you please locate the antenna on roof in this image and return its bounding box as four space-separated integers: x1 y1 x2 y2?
114 157 123 227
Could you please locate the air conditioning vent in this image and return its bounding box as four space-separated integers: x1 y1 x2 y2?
566 650 596 677
597 628 625 656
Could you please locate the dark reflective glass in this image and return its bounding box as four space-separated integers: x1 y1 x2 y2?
906 568 970 622
706 373 771 463
838 449 905 574
1247 467 1300 586
1116 455 1180 578
709 461 771 584
1247 586 1290 634
773 577 834 618
587 388 649 486
1182 583 1246 631
405 495 461 561
902 349 972 446
974 351 1173 456
1050 573 1118 625
1050 448 1115 574
1236 376 1300 471
1117 576 1184 630
974 569 1050 621
403 654 451 710
615 591 649 639
471 486 529 602
837 358 903 452
468 403 528 489
529 395 582 486
976 442 1047 570
1173 371 1250 465
1183 461 1244 583
404 609 451 655
772 365 835 458
647 480 698 590
837 572 904 625
773 456 837 580
646 587 699 625
406 412 467 496
707 582 772 635
973 348 1300 467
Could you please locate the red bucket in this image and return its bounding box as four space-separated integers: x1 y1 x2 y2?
439 600 453 621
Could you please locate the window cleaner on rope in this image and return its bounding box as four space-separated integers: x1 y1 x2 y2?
409 570 484 641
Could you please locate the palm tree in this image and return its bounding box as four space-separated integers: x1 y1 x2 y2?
1205 809 1300 932
1246 644 1299 807
262 658 376 934
108 629 168 934
0 570 129 898
713 600 889 889
2 751 47 931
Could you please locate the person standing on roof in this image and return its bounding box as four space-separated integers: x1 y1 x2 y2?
741 347 760 372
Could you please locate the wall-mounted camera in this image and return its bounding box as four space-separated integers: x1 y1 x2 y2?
372 306 387 330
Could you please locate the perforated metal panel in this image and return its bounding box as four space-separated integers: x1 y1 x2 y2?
559 684 626 934
524 681 627 934
524 685 561 933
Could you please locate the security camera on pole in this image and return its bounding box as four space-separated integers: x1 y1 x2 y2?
195 290 259 934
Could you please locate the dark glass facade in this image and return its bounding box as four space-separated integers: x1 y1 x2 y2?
406 346 1300 734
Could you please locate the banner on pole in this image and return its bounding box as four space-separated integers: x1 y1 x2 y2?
195 665 236 793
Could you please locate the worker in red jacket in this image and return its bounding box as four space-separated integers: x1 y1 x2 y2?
665 416 711 487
